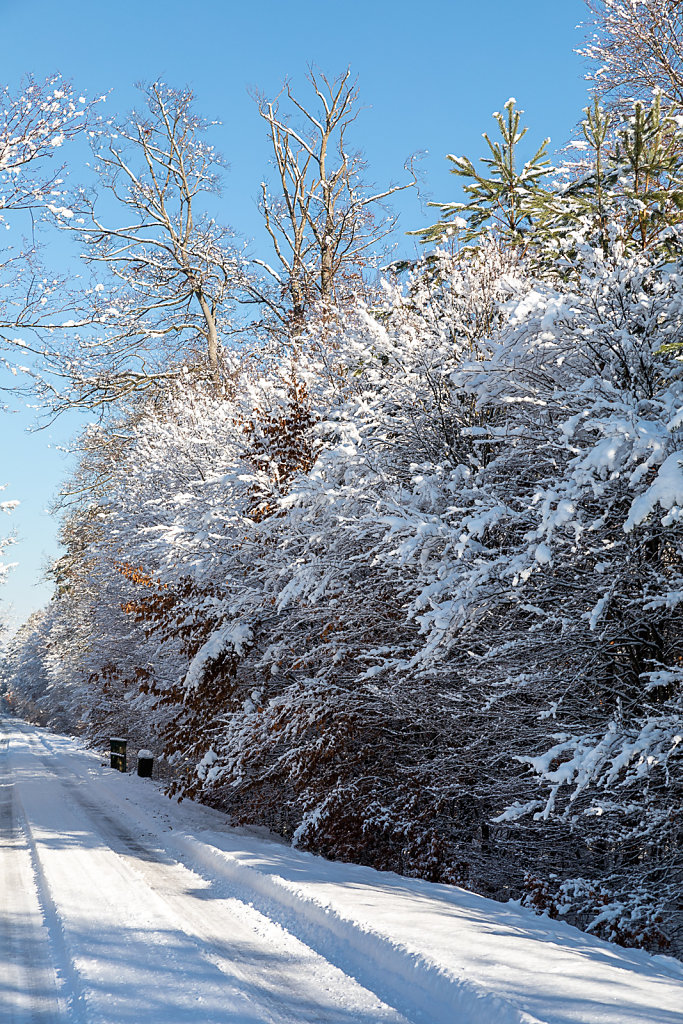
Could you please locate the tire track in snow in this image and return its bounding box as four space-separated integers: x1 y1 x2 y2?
13 799 90 1024
29 720 538 1024
0 722 70 1024
52 761 409 1023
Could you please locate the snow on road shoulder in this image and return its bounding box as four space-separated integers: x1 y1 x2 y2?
180 831 683 1024
16 721 683 1024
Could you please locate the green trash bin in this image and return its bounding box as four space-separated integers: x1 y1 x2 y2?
110 737 127 772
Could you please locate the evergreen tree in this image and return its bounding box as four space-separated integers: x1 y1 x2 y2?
415 99 551 247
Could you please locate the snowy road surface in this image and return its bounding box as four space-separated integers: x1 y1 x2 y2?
1 716 682 1024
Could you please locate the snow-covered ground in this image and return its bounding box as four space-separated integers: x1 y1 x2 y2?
1 716 681 1024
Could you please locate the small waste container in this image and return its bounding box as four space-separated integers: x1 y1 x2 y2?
110 737 127 772
137 749 154 778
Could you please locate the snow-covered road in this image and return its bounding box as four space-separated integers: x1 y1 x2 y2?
1 716 682 1024
1 717 407 1024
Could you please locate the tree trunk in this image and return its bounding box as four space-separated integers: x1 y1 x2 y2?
197 291 220 377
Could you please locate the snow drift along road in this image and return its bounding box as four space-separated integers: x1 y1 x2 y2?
1 716 681 1024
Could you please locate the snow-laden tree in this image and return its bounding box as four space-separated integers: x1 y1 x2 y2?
419 92 683 270
414 99 552 248
455 240 683 949
42 237 523 860
338 231 683 946
0 74 90 221
1 610 51 720
0 489 17 581
61 350 321 803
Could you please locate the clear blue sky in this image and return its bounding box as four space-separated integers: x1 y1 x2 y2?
1 0 590 628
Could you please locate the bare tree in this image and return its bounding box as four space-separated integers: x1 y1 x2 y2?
579 0 683 107
62 81 244 404
0 75 95 392
254 68 415 332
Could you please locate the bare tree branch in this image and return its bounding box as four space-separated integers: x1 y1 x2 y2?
254 67 416 334
60 81 247 398
579 0 683 107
